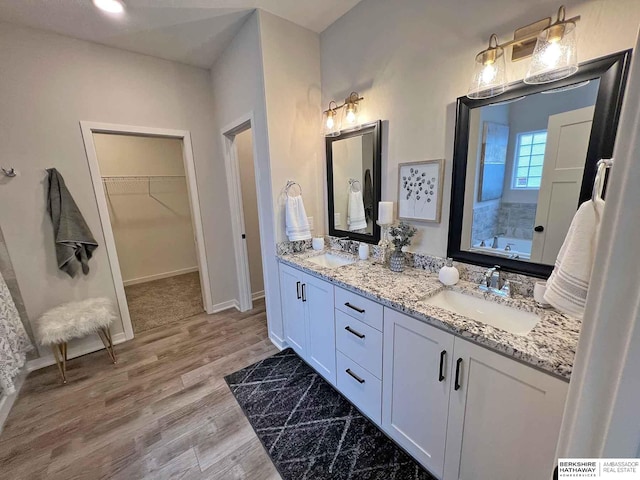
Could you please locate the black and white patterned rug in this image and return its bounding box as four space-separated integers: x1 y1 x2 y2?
225 348 436 480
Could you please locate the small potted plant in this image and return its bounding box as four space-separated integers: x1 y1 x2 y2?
388 221 417 272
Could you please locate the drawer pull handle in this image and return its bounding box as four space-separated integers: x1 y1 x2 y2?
296 281 301 300
345 326 365 339
454 358 463 391
439 350 446 382
346 368 365 384
301 283 307 302
344 302 365 314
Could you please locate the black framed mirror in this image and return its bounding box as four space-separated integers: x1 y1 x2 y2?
327 120 382 244
448 50 631 278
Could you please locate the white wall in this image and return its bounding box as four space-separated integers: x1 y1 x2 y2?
320 0 640 256
93 134 198 284
236 129 264 295
0 22 232 352
259 11 323 241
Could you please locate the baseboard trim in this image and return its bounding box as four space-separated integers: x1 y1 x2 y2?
27 332 128 372
269 333 288 351
0 368 28 434
210 299 240 313
252 290 265 301
122 267 199 287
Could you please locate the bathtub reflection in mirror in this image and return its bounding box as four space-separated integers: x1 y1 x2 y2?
461 79 600 265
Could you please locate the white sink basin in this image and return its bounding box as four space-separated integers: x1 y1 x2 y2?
306 253 356 269
423 290 539 335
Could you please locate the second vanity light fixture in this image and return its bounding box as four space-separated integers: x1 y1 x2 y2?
468 5 580 99
323 92 364 136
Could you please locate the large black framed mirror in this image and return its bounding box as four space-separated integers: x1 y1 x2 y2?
327 120 382 244
448 50 631 278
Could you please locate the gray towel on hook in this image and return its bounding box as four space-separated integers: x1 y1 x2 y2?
46 168 98 277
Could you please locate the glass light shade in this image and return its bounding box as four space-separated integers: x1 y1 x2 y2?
344 101 359 125
323 108 341 136
467 37 507 99
525 20 578 84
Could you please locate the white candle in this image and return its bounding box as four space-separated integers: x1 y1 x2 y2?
378 201 394 225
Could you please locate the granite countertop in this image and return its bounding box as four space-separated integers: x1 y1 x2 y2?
278 248 581 380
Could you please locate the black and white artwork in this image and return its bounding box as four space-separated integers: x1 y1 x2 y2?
398 159 444 223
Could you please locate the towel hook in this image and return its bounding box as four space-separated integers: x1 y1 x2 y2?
1 167 16 178
592 158 613 202
348 178 361 193
284 180 302 198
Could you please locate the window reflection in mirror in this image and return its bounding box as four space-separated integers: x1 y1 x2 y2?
461 79 600 265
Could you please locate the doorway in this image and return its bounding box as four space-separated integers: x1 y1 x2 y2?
81 123 213 339
223 119 264 311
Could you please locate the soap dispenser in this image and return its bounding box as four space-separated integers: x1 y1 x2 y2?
439 258 459 286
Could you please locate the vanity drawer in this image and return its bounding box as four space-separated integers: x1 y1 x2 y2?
335 310 383 379
336 351 382 424
335 286 383 331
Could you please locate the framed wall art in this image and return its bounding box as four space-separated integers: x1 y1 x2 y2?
398 159 444 223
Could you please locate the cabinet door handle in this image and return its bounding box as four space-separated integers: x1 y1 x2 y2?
345 326 365 339
301 283 307 302
296 281 301 300
344 302 365 314
345 368 365 384
454 358 463 391
439 350 446 382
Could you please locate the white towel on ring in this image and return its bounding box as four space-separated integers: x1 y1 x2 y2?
544 198 605 318
285 195 312 241
347 190 367 231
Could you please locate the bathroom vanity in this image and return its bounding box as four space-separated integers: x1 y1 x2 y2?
277 249 577 480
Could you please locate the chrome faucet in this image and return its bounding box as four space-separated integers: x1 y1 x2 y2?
491 233 505 249
479 265 511 297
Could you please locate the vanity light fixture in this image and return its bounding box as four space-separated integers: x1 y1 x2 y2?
322 92 364 135
92 0 125 14
323 101 341 136
467 34 507 99
524 6 578 84
466 5 580 98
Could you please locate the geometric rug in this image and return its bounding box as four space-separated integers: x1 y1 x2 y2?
225 348 436 480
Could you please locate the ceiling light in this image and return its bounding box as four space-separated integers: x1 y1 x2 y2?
93 0 125 14
467 34 507 99
525 6 578 84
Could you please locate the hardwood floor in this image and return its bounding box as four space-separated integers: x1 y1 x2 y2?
0 300 282 480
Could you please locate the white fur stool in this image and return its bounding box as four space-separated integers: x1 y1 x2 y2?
34 297 118 383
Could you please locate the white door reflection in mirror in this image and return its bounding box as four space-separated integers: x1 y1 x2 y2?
531 106 594 263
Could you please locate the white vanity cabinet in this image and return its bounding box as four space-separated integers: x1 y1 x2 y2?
382 307 568 480
382 307 455 479
279 263 336 385
443 337 568 480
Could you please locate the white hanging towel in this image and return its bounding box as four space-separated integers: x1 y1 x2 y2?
347 190 368 231
544 198 605 318
285 195 312 241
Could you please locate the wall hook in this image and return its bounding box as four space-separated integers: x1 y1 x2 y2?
1 167 16 178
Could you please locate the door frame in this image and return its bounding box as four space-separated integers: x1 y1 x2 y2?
221 113 261 312
80 121 214 340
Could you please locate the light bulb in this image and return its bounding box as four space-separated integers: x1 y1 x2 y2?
93 0 125 13
346 109 356 123
541 41 562 67
481 63 497 83
326 115 334 129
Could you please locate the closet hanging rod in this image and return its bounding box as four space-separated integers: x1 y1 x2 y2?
101 174 185 179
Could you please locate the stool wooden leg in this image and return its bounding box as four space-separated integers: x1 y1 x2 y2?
98 328 117 364
51 343 67 384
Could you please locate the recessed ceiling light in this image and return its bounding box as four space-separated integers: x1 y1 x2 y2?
92 0 125 14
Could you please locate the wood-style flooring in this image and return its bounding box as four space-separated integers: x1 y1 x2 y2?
0 299 282 480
